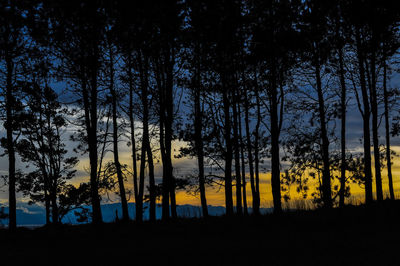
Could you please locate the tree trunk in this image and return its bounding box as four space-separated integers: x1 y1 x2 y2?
383 56 395 200
51 184 59 224
254 82 262 214
88 52 102 223
269 62 282 214
238 102 248 215
232 89 243 215
338 47 347 208
356 30 373 204
6 56 16 230
315 58 332 209
165 49 177 219
127 55 139 218
194 71 208 218
369 41 383 201
110 48 129 221
44 184 51 225
223 88 234 216
146 138 156 222
244 88 259 215
137 137 146 223
139 54 156 221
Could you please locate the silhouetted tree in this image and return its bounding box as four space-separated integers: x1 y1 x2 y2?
0 0 27 230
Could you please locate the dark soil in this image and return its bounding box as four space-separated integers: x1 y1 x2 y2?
1 200 400 266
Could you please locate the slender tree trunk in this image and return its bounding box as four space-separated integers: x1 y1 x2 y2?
127 55 139 217
165 50 177 219
44 188 51 225
269 62 282 214
194 71 208 218
110 47 129 221
88 55 102 224
232 89 243 215
156 59 170 221
137 138 146 223
223 87 234 216
244 88 259 215
51 184 58 224
147 139 156 221
356 30 373 204
6 56 16 230
383 57 395 200
254 82 262 214
238 103 248 215
369 42 383 201
338 47 347 208
139 54 156 221
315 58 332 209
136 52 148 222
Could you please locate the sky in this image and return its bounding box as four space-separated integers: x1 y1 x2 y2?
0 70 399 210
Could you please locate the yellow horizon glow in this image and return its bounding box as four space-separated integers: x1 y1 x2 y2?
72 142 400 209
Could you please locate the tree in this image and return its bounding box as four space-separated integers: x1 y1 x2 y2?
0 0 27 230
250 0 302 212
17 85 78 224
41 0 108 223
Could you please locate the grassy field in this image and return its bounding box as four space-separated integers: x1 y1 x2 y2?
1 200 400 265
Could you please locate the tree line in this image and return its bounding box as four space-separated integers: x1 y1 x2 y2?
1 0 400 229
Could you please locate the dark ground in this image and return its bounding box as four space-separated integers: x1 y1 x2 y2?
1 200 400 266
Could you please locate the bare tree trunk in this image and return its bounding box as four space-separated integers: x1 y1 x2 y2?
254 82 262 214
88 56 102 224
156 59 170 221
137 137 146 223
232 89 243 215
315 58 332 209
140 53 156 221
44 185 51 225
6 56 16 230
269 62 282 214
127 54 139 217
109 47 129 221
316 67 333 208
193 68 208 218
238 102 248 215
338 47 347 208
223 87 234 216
51 184 59 224
383 56 395 200
356 30 373 204
146 138 156 222
244 88 259 215
165 49 177 219
369 40 383 201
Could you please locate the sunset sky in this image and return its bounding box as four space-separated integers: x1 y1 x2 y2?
0 73 399 210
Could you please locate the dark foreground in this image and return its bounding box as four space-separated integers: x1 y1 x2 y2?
2 201 400 266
